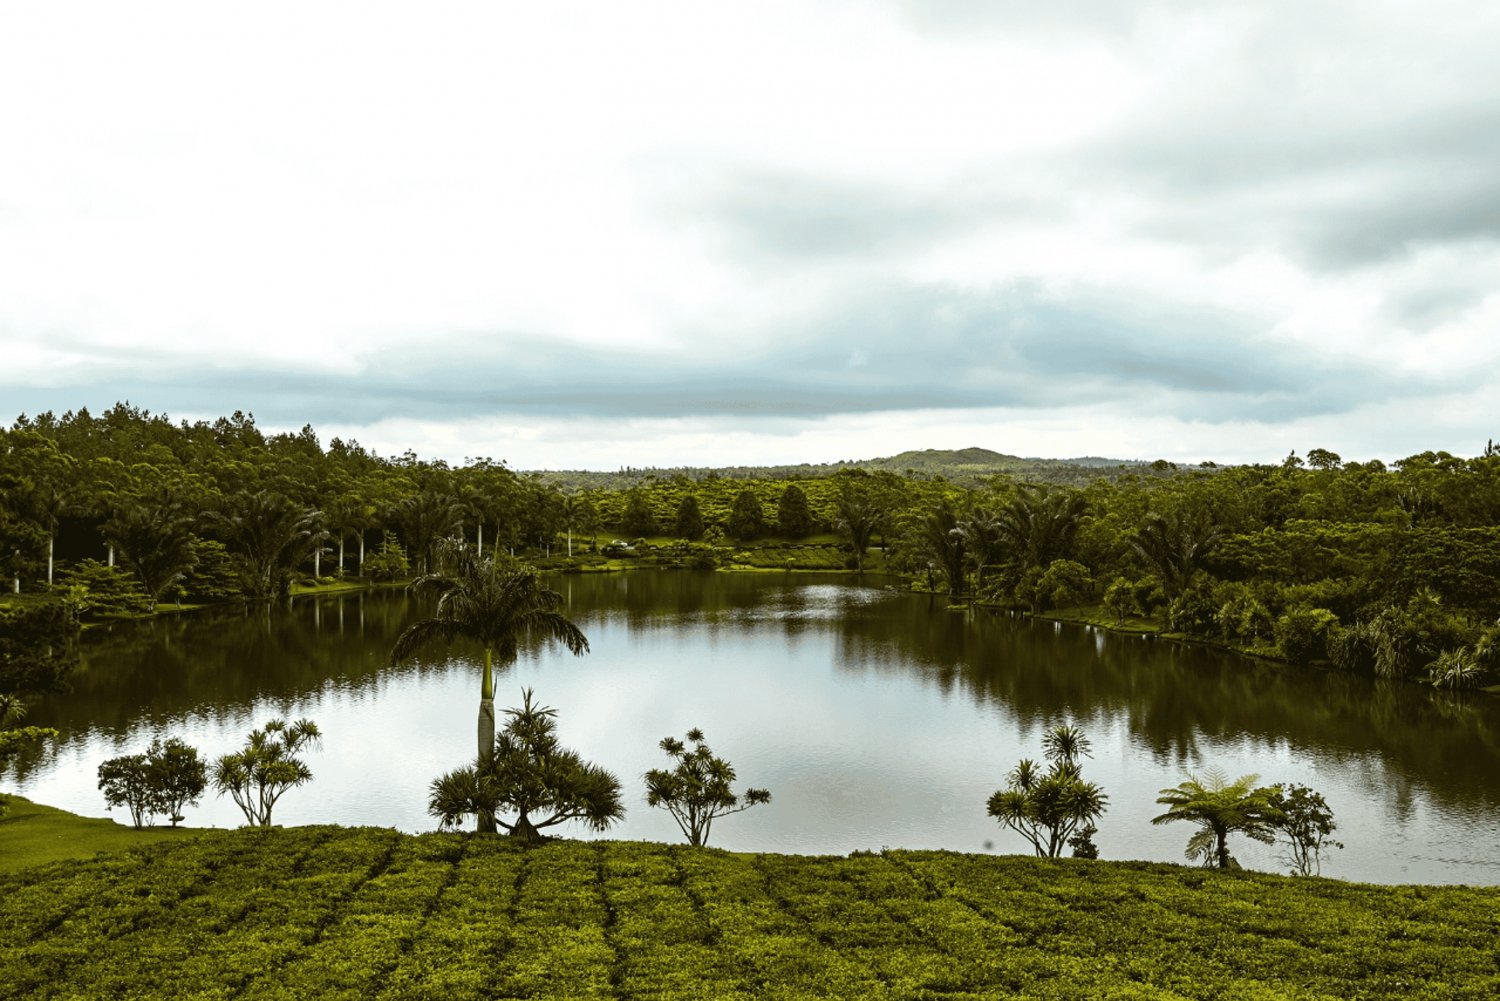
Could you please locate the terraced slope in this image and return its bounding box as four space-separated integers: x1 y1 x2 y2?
1 828 1496 999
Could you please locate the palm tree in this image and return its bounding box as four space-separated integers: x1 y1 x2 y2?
1152 769 1281 869
102 491 197 610
1128 508 1220 599
390 554 589 833
204 490 327 600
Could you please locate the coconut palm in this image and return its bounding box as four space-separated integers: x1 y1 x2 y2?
390 554 589 833
1152 769 1281 869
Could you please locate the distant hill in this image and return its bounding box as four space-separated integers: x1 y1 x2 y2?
529 446 1189 491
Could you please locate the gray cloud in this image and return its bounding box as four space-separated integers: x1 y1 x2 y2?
9 281 1447 435
670 168 1038 263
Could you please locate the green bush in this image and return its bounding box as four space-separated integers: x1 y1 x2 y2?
56 559 152 618
1276 606 1340 665
362 539 411 582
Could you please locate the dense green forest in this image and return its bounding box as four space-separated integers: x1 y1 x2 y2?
3 404 1499 696
3 824 1498 999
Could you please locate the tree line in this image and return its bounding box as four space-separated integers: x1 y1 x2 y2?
3 405 1499 691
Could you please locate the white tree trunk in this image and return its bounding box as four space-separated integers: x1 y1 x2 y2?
567 529 572 557
477 522 484 554
358 534 365 573
338 537 346 575
107 544 115 567
47 534 54 586
313 548 321 577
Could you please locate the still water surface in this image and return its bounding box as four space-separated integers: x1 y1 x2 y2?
9 572 1499 884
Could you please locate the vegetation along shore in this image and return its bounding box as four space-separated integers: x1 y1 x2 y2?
3 404 1498 692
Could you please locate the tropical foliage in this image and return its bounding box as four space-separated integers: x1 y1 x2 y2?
644 727 771 847
5 405 1500 686
986 724 1107 859
428 688 624 841
1152 770 1282 869
390 554 589 831
212 718 322 827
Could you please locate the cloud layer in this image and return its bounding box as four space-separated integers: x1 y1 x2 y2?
2 1 1496 467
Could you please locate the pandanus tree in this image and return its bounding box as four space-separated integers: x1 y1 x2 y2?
987 723 1107 858
212 718 321 827
390 554 589 833
428 688 623 841
645 727 770 847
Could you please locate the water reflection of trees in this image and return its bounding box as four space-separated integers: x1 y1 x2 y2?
823 598 1500 815
18 573 1500 819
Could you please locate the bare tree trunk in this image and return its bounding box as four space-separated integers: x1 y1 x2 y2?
47 534 54 586
358 533 366 574
107 544 115 567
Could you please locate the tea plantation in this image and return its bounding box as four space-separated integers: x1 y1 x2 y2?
2 826 1497 999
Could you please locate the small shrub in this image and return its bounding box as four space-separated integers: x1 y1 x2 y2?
362 539 411 582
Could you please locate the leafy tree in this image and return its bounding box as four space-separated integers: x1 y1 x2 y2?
645 727 770 847
1275 606 1340 666
675 495 705 541
835 474 886 572
56 559 153 618
389 490 463 574
913 501 966 595
149 737 208 826
428 688 624 841
178 538 244 602
987 723 1107 859
212 718 322 827
620 489 657 537
1102 576 1140 626
1036 559 1093 611
1152 770 1281 869
97 753 155 828
776 484 814 539
1267 783 1342 876
391 555 588 833
727 489 767 541
1129 508 1221 599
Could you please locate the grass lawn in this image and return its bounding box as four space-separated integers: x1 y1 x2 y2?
0 794 197 874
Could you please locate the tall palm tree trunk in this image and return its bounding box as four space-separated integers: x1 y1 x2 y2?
478 646 498 834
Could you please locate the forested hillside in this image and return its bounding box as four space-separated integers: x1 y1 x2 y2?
3 404 1499 695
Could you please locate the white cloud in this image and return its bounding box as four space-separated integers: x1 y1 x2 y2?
3 0 1497 466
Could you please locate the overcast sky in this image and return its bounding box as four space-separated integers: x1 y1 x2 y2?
3 1 1497 469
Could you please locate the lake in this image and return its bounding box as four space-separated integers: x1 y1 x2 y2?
8 572 1500 884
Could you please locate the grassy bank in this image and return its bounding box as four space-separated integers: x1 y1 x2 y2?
1 819 1497 999
0 795 193 873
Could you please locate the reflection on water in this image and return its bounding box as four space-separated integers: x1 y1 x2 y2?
6 572 1499 884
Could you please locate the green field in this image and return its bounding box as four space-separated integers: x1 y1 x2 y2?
1 822 1497 1000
